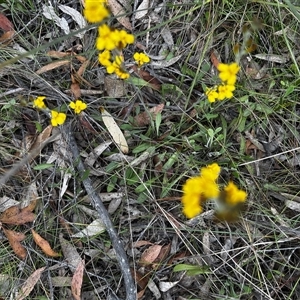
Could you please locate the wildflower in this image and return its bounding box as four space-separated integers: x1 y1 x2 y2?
84 0 109 23
69 100 87 114
99 50 112 67
113 30 135 50
181 163 220 218
133 52 150 67
33 96 47 109
217 84 235 100
106 55 129 79
217 62 240 85
50 110 66 126
223 181 247 205
96 24 119 51
205 87 219 103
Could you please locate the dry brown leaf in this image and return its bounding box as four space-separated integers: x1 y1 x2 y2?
140 244 162 265
16 267 46 300
59 233 82 273
132 66 161 91
2 228 27 260
76 59 89 76
133 104 164 127
0 13 14 31
29 125 52 158
70 82 81 99
71 259 85 300
0 30 15 45
32 229 61 257
132 240 153 248
100 107 129 154
47 50 70 58
0 205 36 225
154 243 170 264
36 60 70 75
107 0 132 30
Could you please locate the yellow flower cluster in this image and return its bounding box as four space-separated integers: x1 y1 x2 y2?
32 96 87 127
181 163 247 220
83 0 109 23
205 62 240 103
133 52 150 67
83 1 134 79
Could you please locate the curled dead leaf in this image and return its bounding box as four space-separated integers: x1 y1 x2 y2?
32 229 61 257
0 205 36 225
0 13 14 31
2 228 27 260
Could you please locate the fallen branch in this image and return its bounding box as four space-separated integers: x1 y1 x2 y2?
62 123 136 300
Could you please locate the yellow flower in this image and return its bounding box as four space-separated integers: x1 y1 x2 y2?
69 100 87 114
113 30 135 49
181 163 221 219
133 52 150 67
50 110 66 126
201 163 220 182
223 181 247 205
96 24 118 51
205 87 219 103
217 84 235 100
106 55 129 79
98 50 112 67
33 96 47 109
217 62 240 85
84 0 109 23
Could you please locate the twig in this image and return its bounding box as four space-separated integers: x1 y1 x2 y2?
62 123 136 300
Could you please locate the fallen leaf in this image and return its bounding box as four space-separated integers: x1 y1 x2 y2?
0 205 36 225
71 219 106 238
16 267 46 300
0 13 14 31
104 76 127 98
0 196 19 212
59 233 82 273
58 5 87 38
70 82 81 99
135 0 149 20
254 53 289 64
133 104 164 127
132 66 161 91
0 30 15 45
84 141 112 167
140 244 162 265
32 229 61 257
36 60 70 75
159 280 180 292
107 0 132 30
71 259 85 300
51 276 72 287
100 107 129 154
132 240 153 248
2 228 27 260
47 50 70 58
42 4 69 34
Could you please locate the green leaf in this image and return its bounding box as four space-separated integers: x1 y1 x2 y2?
173 264 211 276
33 163 54 170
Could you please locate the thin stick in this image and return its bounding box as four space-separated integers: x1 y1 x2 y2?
62 123 136 300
